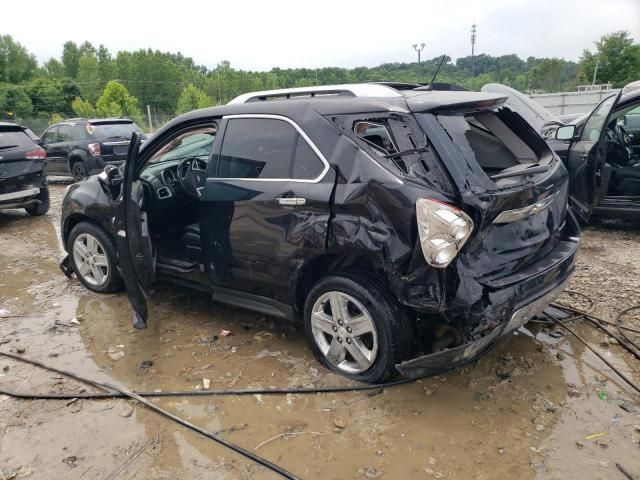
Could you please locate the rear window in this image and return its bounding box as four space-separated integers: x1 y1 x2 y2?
89 122 142 140
0 129 34 150
436 110 540 177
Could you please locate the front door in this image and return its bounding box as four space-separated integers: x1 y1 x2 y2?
114 133 155 329
566 93 620 222
200 115 335 307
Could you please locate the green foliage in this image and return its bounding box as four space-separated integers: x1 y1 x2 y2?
95 81 140 119
1 30 638 126
580 31 640 87
176 84 212 114
0 84 33 117
0 35 38 84
49 113 64 125
71 97 96 118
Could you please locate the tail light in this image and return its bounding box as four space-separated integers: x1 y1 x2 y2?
88 143 101 156
416 198 474 268
24 147 46 160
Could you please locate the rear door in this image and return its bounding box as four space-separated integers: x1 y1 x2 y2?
114 133 155 328
200 114 334 307
41 127 65 174
566 93 620 222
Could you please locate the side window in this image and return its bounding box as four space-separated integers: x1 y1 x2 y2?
72 124 90 141
58 125 72 142
148 127 217 164
218 118 296 179
581 95 617 142
291 135 325 180
41 128 58 144
354 121 398 155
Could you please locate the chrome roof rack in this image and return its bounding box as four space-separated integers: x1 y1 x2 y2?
228 83 403 104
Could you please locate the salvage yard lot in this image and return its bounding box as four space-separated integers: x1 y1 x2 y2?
1 182 639 480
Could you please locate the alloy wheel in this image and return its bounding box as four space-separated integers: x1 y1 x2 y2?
72 233 109 287
310 291 379 373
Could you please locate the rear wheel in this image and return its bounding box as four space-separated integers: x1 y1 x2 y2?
24 187 49 216
71 161 88 182
303 271 412 383
68 222 123 293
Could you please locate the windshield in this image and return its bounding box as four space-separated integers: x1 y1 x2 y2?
90 122 142 140
0 129 35 150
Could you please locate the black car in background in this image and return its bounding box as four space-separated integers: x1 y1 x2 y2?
0 122 49 216
40 118 145 182
59 84 579 383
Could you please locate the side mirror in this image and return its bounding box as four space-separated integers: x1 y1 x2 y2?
555 125 576 141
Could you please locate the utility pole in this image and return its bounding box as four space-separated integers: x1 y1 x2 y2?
592 53 600 85
471 24 477 77
412 42 426 80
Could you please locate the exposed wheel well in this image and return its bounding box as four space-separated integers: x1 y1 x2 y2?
63 214 109 249
293 252 387 316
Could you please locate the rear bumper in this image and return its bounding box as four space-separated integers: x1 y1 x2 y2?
0 161 47 209
396 211 579 378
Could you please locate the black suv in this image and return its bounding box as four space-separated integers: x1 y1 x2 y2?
0 122 49 216
59 84 579 383
40 118 145 182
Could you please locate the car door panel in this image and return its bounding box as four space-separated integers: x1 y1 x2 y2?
114 133 154 329
566 93 620 222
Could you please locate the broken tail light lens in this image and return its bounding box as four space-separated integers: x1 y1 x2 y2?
24 148 46 160
416 198 474 268
88 143 101 156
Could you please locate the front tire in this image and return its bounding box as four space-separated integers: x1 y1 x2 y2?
24 187 50 216
303 271 412 383
67 222 123 293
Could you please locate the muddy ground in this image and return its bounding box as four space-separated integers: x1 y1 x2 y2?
0 182 639 480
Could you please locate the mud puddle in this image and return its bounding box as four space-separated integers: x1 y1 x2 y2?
0 184 638 479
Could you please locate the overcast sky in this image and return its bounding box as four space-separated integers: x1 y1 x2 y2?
3 0 640 71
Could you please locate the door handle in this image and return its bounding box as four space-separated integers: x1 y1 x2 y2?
277 197 306 206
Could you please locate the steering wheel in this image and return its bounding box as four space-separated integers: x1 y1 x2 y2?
177 157 207 198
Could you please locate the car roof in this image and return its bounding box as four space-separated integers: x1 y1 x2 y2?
50 118 134 126
155 88 507 141
0 122 27 130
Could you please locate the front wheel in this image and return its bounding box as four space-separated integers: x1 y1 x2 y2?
67 222 123 293
303 272 412 383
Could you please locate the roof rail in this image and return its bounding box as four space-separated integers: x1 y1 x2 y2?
228 83 403 104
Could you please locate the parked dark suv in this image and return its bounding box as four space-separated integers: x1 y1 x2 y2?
40 118 145 182
59 84 579 383
0 122 49 216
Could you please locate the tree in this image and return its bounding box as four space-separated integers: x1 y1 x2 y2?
529 58 565 92
580 31 640 87
25 78 66 115
0 84 33 118
95 81 140 119
176 84 211 114
62 41 81 79
71 97 96 118
77 55 101 102
0 35 38 84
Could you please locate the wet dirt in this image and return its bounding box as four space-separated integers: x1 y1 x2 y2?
0 183 638 479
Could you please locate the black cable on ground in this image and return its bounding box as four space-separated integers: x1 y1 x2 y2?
616 305 640 353
552 317 640 395
551 303 640 361
0 351 298 480
0 350 416 400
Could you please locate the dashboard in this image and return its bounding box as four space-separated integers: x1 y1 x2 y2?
140 157 208 201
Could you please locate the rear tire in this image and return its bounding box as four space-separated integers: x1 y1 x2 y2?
71 161 88 182
67 222 123 293
303 271 412 383
24 187 50 216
